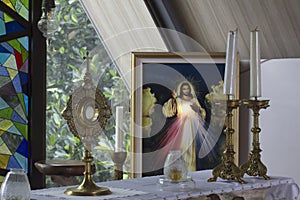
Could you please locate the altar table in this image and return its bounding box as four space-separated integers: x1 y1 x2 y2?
31 170 299 200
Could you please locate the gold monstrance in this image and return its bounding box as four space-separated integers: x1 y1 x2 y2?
62 52 112 196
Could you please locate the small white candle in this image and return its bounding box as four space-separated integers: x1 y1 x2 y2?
223 29 238 95
250 28 261 97
115 106 124 152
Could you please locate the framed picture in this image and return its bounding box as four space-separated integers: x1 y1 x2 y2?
131 52 239 178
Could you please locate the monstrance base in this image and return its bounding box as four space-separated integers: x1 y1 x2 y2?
64 183 111 196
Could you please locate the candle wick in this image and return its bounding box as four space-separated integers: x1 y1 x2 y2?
253 26 259 31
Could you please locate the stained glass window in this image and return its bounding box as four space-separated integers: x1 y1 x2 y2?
1 0 29 20
0 0 29 180
0 11 26 36
0 36 28 172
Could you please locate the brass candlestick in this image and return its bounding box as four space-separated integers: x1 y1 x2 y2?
240 98 270 180
208 97 245 184
110 151 127 180
65 149 112 196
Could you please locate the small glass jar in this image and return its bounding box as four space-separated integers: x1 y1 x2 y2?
163 150 188 182
0 168 31 200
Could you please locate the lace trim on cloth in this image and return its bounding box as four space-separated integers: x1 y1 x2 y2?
31 187 147 200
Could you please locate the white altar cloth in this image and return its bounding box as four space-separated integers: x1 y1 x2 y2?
31 187 147 200
31 170 299 200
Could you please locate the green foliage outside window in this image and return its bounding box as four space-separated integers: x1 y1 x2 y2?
46 0 130 186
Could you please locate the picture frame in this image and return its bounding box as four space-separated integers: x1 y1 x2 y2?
131 52 239 178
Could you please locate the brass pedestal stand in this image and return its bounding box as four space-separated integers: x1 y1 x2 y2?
240 99 270 180
110 151 127 180
208 98 245 184
64 150 112 196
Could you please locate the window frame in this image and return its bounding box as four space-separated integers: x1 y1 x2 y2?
29 0 47 189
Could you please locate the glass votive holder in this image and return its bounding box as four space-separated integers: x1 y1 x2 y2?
163 150 188 182
0 168 31 200
158 150 195 191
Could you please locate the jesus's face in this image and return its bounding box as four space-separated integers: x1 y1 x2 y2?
181 84 191 96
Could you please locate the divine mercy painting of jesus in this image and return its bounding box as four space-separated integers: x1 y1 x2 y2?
131 52 239 177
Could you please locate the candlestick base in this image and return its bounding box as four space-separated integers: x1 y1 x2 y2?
208 99 246 184
110 151 127 180
240 150 270 180
240 99 270 180
207 149 246 184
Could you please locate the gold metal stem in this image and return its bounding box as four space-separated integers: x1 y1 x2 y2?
110 151 127 180
240 99 270 180
65 149 112 196
208 97 245 183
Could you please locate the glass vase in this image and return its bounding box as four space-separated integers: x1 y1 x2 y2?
163 150 188 182
0 168 31 200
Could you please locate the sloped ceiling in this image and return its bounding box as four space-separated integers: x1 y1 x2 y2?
80 0 168 88
152 0 300 60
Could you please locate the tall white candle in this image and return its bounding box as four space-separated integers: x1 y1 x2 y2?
115 106 124 152
250 28 261 97
223 29 238 95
